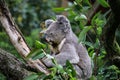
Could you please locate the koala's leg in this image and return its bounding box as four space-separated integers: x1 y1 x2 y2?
42 44 79 67
73 65 90 80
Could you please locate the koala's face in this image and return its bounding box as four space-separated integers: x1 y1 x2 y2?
44 15 70 45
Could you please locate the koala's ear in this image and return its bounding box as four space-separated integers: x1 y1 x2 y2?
45 19 54 28
57 15 70 33
56 15 69 24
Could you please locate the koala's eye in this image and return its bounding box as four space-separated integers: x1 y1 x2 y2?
59 22 63 24
50 32 53 35
57 21 63 25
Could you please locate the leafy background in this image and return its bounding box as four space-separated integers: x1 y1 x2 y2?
0 0 120 80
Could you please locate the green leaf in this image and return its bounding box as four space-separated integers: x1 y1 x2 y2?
46 54 54 59
0 72 6 80
32 53 45 60
43 74 54 80
84 41 94 47
56 64 64 73
93 39 100 49
64 8 71 11
66 60 76 77
89 75 97 80
49 67 57 76
74 14 87 21
35 40 46 49
107 65 118 70
23 74 38 80
26 49 41 59
51 58 57 65
84 0 92 6
52 7 65 13
78 26 92 42
91 12 101 25
75 0 82 4
97 0 109 8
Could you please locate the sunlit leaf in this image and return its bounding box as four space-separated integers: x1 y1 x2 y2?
74 1 77 5
46 54 54 59
35 40 46 49
64 8 71 11
74 14 87 21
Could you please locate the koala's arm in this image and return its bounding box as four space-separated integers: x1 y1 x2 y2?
42 44 79 67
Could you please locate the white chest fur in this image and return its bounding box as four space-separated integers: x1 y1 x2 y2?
50 38 66 54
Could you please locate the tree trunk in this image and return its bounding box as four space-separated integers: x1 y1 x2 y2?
61 0 68 16
0 48 30 80
101 0 120 68
0 0 49 75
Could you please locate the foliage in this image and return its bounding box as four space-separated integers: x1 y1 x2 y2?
52 0 120 79
0 29 41 79
24 40 77 80
97 65 120 80
97 0 109 8
0 0 54 78
0 0 120 80
26 32 75 80
4 0 55 35
0 73 6 80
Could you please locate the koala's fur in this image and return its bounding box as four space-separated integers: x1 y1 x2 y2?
42 15 92 79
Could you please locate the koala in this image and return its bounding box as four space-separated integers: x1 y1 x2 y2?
42 15 92 79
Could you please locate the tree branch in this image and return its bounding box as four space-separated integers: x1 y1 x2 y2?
0 48 30 80
0 0 49 74
101 0 120 68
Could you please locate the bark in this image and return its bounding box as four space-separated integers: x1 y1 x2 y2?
0 48 30 80
0 0 49 75
61 0 68 16
101 0 120 68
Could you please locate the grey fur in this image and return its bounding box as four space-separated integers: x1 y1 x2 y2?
45 19 54 28
42 15 92 79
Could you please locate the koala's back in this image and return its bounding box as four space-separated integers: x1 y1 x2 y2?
76 43 92 79
65 31 92 79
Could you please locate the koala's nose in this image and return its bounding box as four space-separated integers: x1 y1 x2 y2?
40 33 48 43
40 29 48 42
43 33 47 39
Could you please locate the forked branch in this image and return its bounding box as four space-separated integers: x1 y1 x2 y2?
0 0 49 75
